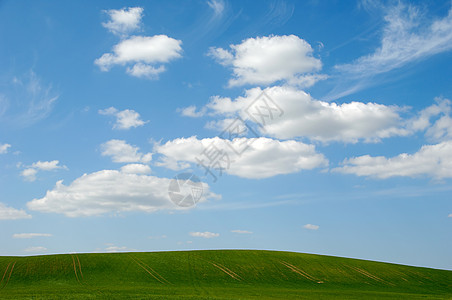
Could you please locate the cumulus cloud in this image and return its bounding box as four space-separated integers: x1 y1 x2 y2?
334 141 452 179
120 164 151 174
101 139 152 163
178 105 207 118
231 229 252 234
189 231 219 238
21 160 67 182
196 86 409 143
209 35 323 87
21 168 38 182
13 233 52 239
95 35 182 79
0 143 11 154
303 224 319 230
154 136 327 179
27 168 218 217
99 107 148 129
102 7 144 36
0 202 32 220
406 98 452 142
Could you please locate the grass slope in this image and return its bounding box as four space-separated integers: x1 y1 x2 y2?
0 250 450 299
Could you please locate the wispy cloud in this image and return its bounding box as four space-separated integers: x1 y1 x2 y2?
13 233 52 239
189 231 219 238
328 2 452 99
0 71 58 127
231 229 252 234
207 0 225 17
24 246 47 253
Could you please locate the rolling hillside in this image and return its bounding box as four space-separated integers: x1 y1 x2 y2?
0 250 450 299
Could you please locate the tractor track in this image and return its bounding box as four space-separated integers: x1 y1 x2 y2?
128 254 169 284
0 261 16 290
280 261 321 283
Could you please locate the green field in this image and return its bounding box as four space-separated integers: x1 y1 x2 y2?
0 250 450 299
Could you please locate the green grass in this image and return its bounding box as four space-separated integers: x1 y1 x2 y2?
0 250 450 299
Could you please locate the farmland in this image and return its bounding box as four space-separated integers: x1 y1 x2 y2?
0 250 450 299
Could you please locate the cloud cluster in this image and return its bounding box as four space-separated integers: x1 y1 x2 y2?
27 167 217 217
101 139 152 163
154 136 327 179
21 160 67 182
186 86 408 143
95 7 182 79
99 107 148 130
209 35 323 87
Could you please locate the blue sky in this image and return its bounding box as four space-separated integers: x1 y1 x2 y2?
0 0 451 269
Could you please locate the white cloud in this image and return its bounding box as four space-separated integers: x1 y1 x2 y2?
231 230 252 234
178 105 206 118
0 202 32 220
154 136 327 179
95 35 182 79
332 3 452 97
102 7 144 36
120 164 151 174
0 143 11 154
407 98 451 132
21 168 38 182
32 160 67 171
303 224 319 230
189 231 219 238
201 86 409 143
24 246 47 253
13 233 52 239
101 139 152 163
334 141 452 179
99 107 148 129
126 63 165 79
26 168 217 217
207 0 225 17
21 160 67 182
448 213 452 218
104 244 134 252
209 35 323 87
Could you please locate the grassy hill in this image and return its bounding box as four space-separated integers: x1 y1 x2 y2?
0 250 450 299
